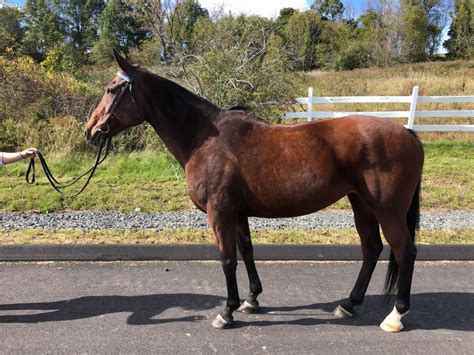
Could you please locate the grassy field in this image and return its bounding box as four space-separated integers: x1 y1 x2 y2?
0 138 472 212
301 60 474 98
287 60 474 127
0 227 472 245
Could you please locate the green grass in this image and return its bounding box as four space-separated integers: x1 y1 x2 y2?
0 151 192 212
0 228 472 245
421 139 473 209
1 138 472 212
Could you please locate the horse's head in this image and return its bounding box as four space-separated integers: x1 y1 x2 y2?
85 50 145 145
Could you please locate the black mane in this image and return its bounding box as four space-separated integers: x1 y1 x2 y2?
227 105 249 112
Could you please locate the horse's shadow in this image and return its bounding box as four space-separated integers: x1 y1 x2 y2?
0 292 471 331
234 292 474 332
0 293 224 325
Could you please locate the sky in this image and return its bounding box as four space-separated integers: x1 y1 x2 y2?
200 0 309 18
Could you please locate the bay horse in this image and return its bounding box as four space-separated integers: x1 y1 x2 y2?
85 51 423 332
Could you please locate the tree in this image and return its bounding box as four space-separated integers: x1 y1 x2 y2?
170 0 208 52
53 0 105 63
444 0 473 58
282 10 322 71
275 7 296 36
419 0 450 56
23 0 63 61
93 0 149 64
358 2 402 67
311 0 345 21
400 0 429 62
315 19 367 70
124 0 208 63
0 6 24 54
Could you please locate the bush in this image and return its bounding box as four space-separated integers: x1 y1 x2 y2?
0 56 100 152
164 15 296 119
0 56 99 123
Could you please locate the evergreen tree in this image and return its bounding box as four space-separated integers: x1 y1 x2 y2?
420 0 449 56
444 0 473 58
400 0 429 62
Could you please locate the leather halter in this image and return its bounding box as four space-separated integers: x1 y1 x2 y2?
101 69 143 134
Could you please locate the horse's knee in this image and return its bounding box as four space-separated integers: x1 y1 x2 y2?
221 256 237 274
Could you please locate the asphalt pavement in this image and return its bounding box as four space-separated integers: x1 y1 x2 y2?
0 261 472 354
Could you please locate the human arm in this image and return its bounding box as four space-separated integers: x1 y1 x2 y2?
0 148 38 165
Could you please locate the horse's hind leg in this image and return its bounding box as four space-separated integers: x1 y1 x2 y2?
236 216 262 314
334 193 383 318
378 214 417 332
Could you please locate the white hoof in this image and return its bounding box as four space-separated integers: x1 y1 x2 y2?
237 300 259 314
211 314 232 329
380 306 408 333
334 305 353 318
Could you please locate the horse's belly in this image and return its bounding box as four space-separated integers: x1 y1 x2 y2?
242 182 349 218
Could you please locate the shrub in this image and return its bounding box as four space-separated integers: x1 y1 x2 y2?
0 56 99 123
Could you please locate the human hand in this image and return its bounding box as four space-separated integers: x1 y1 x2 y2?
21 148 38 159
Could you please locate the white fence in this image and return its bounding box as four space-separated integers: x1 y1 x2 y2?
285 86 474 132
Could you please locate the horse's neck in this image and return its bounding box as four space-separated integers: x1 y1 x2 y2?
145 76 220 167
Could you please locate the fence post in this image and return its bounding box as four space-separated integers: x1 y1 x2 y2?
307 87 313 122
407 86 419 129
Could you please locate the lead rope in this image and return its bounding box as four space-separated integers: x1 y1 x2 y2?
26 135 111 197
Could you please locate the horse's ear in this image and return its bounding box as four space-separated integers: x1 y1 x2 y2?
113 49 135 76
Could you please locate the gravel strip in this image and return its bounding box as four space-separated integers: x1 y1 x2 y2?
1 210 473 231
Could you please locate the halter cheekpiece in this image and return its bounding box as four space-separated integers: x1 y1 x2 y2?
107 69 143 122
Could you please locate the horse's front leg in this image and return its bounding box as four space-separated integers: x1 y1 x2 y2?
236 216 262 314
207 208 240 329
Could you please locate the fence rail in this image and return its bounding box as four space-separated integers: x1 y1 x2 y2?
285 86 474 132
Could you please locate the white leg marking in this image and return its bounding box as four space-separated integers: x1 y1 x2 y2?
237 300 258 313
334 305 353 318
212 314 231 329
380 306 409 332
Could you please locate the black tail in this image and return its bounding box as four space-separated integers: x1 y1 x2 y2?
384 180 421 295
